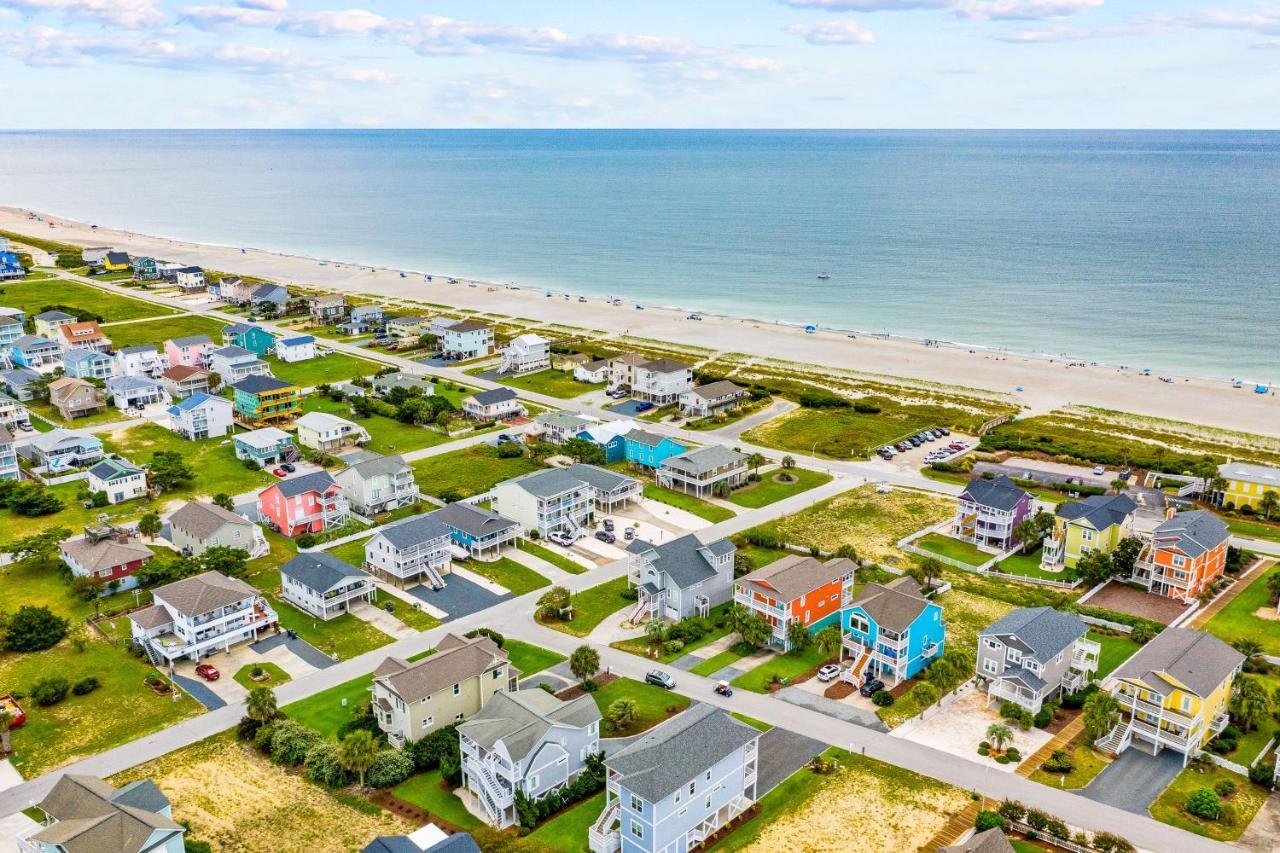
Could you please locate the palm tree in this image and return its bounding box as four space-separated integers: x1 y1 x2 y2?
1233 639 1263 660
1012 518 1041 555
607 698 638 732
1110 478 1128 495
1230 676 1272 732
781 455 796 470
1268 571 1280 608
815 626 843 660
137 513 162 542
985 723 1013 753
212 493 235 511
246 686 277 723
1259 490 1279 521
569 645 600 685
338 729 378 787
747 452 766 475
644 619 667 653
1082 692 1120 742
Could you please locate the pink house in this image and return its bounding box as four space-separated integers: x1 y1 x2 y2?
257 471 349 537
164 334 216 368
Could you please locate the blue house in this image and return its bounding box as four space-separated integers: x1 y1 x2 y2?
427 501 520 557
575 420 636 464
63 349 116 380
221 323 276 357
0 313 22 347
623 428 686 469
0 251 24 281
841 576 944 687
10 335 62 368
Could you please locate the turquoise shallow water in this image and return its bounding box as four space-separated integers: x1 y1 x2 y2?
1 129 1276 379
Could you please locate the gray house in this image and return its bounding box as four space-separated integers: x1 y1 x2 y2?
590 705 759 853
280 552 377 620
977 607 1101 714
626 534 735 624
20 774 186 853
334 453 420 516
458 690 601 829
656 445 748 498
364 513 454 589
565 463 642 513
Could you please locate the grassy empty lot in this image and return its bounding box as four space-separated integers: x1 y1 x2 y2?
915 532 990 567
1148 764 1268 842
1089 630 1141 679
411 445 543 500
539 576 632 638
283 671 374 738
731 645 828 693
611 602 735 664
104 314 226 349
743 400 978 459
0 277 178 321
392 770 482 831
104 422 274 498
994 548 1079 583
1028 738 1111 790
463 556 548 596
642 484 735 523
726 468 833 509
504 639 565 676
690 646 751 677
1203 563 1280 656
268 352 381 388
1225 516 1280 544
26 400 131 429
518 540 589 574
473 367 603 399
302 396 453 455
592 676 691 735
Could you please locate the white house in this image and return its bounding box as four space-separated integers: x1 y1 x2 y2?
492 468 593 539
499 333 551 375
276 335 317 363
114 344 169 378
280 552 376 620
130 571 279 664
573 358 611 384
364 513 455 588
105 375 170 412
333 453 420 516
167 391 233 440
631 358 694 405
679 380 746 418
461 387 525 421
534 410 595 445
439 319 494 360
208 346 270 383
295 411 371 454
174 267 206 291
86 457 148 504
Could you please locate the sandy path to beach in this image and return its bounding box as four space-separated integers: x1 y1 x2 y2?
5 206 1277 438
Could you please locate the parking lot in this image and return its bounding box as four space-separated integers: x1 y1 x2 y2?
973 456 1118 490
878 431 976 469
566 497 710 563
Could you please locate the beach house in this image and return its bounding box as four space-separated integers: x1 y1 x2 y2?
492 468 593 539
385 315 429 339
623 428 686 469
439 319 494 360
339 304 384 335
308 294 348 323
1098 627 1243 764
213 276 256 303
164 334 216 368
371 371 435 397
940 829 1017 853
257 470 348 536
280 552 376 620
372 633 516 747
1041 493 1138 571
296 411 370 454
49 376 106 420
534 410 594 445
27 428 104 471
840 576 945 688
11 334 63 367
129 571 279 665
461 387 525 421
131 255 159 281
276 334 317 362
566 462 642 512
105 375 170 411
174 267 206 291
626 533 735 624
160 364 212 399
458 690 601 829
0 312 21 347
114 344 169 378
0 251 23 281
976 607 1100 714
209 345 271 383
428 502 521 558
233 427 298 467
220 324 276 357
60 527 155 592
498 333 551 374
0 426 17 481
86 457 148 504
578 419 639 464
953 475 1032 551
101 251 131 273
33 310 75 339
590 705 759 853
19 774 186 853
230 375 301 426
0 394 29 432
0 367 40 401
656 445 748 498
250 283 290 310
678 380 746 418
573 358 611 384
606 353 649 392
63 348 116 380
364 512 454 587
334 452 419 516
57 321 112 353
735 555 857 650
1214 461 1280 512
1131 509 1230 602
630 359 694 405
167 391 233 439
167 499 268 558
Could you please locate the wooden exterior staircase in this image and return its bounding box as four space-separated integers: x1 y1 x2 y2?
925 799 984 850
1017 715 1085 778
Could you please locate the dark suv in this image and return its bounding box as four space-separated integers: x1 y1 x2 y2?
859 677 886 697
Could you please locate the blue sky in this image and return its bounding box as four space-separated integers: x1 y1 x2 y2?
0 0 1276 128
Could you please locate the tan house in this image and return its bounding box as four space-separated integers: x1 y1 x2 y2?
371 632 518 747
48 377 106 420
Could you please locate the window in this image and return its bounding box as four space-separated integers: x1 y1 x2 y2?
1172 554 1187 568
528 774 540 790
630 820 644 840
423 716 433 728
630 794 643 812
493 668 502 680
1081 529 1094 542
453 683 461 696
688 781 695 796
983 658 998 675
1006 649 1021 664
705 795 712 810
454 712 463 722
705 770 712 781
420 696 429 704
1181 695 1193 713
849 614 870 634
675 789 681 804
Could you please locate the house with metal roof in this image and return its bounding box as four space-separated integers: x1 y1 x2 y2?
565 462 641 512
86 456 148 504
427 502 520 558
590 705 759 853
373 633 516 747
26 428 104 471
276 334 317 363
210 345 272 384
977 607 1099 714
105 375 170 412
334 452 420 516
1041 493 1138 571
167 391 233 439
678 380 746 418
1099 627 1244 763
1131 509 1230 602
656 444 748 498
296 410 370 454
257 470 348 537
458 689 601 828
19 773 186 853
952 475 1032 551
167 499 267 558
577 418 640 463
129 571 278 664
492 467 593 539
280 552 376 620
461 386 525 421
60 527 155 592
626 533 735 624
62 347 116 380
1214 461 1280 513
841 576 946 688
735 555 857 650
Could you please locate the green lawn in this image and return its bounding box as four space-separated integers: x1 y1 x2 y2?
462 556 549 596
1089 630 1141 679
504 639 565 677
0 277 178 321
474 367 603 399
392 770 482 830
994 548 1079 583
303 396 451 455
915 533 991 567
518 540 589 575
25 400 131 429
729 712 773 732
725 468 832 509
104 315 227 349
0 554 138 622
642 484 735 523
594 676 691 735
267 352 380 388
733 544 793 570
690 648 749 677
1220 672 1280 765
1203 564 1280 656
283 671 374 739
743 401 972 459
611 603 735 664
524 792 604 851
411 445 543 500
323 538 369 568
233 662 291 691
731 645 829 693
1028 740 1111 790
103 422 275 499
540 576 633 638
1224 516 1280 544
1148 764 1268 842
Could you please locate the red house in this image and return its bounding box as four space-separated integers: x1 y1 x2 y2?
59 528 155 592
257 470 349 537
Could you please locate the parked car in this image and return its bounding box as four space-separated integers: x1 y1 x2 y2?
896 442 911 453
548 531 576 547
646 670 676 690
1119 468 1131 480
859 677 885 697
608 389 629 399
496 434 516 444
194 664 220 681
602 519 615 532
714 681 734 697
908 437 921 447
1092 465 1105 475
938 427 951 436
881 445 896 457
272 468 288 478
623 527 636 540
817 664 841 683
17 423 33 432
634 401 655 413
280 463 296 473
595 530 616 544
687 313 703 321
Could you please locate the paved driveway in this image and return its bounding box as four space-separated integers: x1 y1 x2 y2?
172 674 226 711
775 686 888 731
1081 747 1183 814
252 632 338 669
406 574 512 620
607 400 653 417
755 727 826 793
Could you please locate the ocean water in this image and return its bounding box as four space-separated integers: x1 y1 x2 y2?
1 129 1277 379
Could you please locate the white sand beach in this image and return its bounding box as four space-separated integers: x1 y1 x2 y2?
4 205 1277 438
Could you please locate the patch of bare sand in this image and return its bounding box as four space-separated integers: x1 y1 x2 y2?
1252 607 1280 622
741 761 968 853
111 736 412 853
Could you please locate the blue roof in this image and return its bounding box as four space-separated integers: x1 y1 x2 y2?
280 335 315 346
167 391 225 416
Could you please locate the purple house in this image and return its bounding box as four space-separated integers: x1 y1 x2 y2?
953 475 1032 550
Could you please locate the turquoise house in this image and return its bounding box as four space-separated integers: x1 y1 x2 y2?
842 577 944 687
576 425 628 463
221 323 276 357
623 428 686 469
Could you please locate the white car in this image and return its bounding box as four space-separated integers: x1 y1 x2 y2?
817 664 841 683
1092 465 1105 475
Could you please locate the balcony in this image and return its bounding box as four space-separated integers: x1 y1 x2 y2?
734 590 784 617
989 678 1043 713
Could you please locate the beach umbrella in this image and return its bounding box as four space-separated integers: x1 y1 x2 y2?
804 324 817 333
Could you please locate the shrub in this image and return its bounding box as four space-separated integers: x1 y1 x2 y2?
997 800 1027 822
367 748 415 788
296 533 317 549
71 676 100 696
1209 738 1236 754
1092 832 1135 853
5 606 69 652
1186 788 1221 820
798 390 849 409
1214 779 1237 798
974 811 1006 832
977 745 990 756
664 640 684 655
1005 747 1021 761
581 678 598 693
305 741 350 787
31 677 70 706
237 715 265 742
411 724 460 772
464 627 506 648
1025 808 1049 831
1033 708 1053 728
871 690 894 707
1041 750 1074 774
1248 761 1277 789
1130 621 1159 645
269 720 322 766
1045 818 1070 840
995 754 1011 764
852 401 881 414
254 720 280 754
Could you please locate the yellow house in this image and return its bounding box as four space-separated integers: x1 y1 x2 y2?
1216 462 1280 512
101 250 132 272
1040 493 1137 570
1099 628 1244 764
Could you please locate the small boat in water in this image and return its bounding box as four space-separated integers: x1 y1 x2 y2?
817 273 831 280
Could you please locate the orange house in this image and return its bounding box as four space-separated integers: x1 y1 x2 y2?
1132 509 1230 602
733 555 856 650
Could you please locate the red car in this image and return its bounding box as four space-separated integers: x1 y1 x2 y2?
194 664 220 681
272 468 288 478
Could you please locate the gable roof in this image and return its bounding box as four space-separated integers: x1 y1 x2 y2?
428 502 518 539
468 387 518 406
660 444 746 475
169 334 213 347
1056 493 1138 530
35 774 182 853
161 365 208 382
270 470 339 499
62 535 153 572
961 475 1029 511
281 552 368 593
502 467 584 499
737 554 856 602
626 533 733 590
457 690 599 762
152 571 257 617
565 462 637 493
279 335 315 347
211 344 256 360
689 380 744 400
848 576 932 633
117 344 159 356
980 607 1087 663
1218 461 1280 489
941 828 1017 853
297 411 356 432
168 500 252 540
375 634 509 703
1150 510 1230 558
167 391 229 416
375 512 451 550
87 457 143 482
105 375 162 394
638 357 690 374
445 319 490 333
13 333 60 350
1110 627 1244 698
33 310 75 322
49 376 99 404
230 374 293 394
63 348 111 365
607 705 758 803
623 427 668 448
535 410 594 431
30 428 99 452
342 452 410 480
234 426 291 449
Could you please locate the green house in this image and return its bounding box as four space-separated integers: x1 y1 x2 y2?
131 256 159 281
221 323 276 357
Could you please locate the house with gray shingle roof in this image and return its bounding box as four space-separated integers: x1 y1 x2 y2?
491 467 592 539
21 773 185 853
631 357 693 404
534 410 594 444
105 374 170 411
678 379 746 418
461 386 525 421
953 475 1032 551
427 502 520 558
565 462 641 511
656 444 748 498
1041 492 1138 571
364 512 455 588
167 499 267 558
940 828 1017 853
458 689 600 828
591 705 759 853
1132 509 1231 602
129 570 278 663
59 528 155 593
842 576 946 687
373 633 515 747
626 533 735 623
977 607 1099 713
334 452 420 516
734 554 857 650
280 552 375 620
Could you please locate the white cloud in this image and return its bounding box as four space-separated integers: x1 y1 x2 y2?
237 0 285 10
779 0 1101 19
785 19 877 44
0 0 163 28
